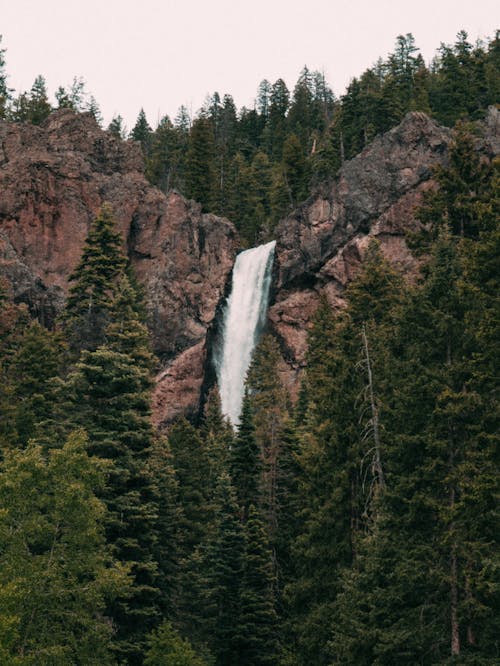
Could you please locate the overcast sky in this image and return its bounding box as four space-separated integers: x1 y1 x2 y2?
1 1 498 130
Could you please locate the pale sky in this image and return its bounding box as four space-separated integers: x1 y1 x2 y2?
1 1 498 131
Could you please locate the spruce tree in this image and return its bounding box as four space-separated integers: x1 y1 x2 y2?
185 116 216 212
204 472 245 666
0 430 129 664
130 108 153 154
66 268 161 663
231 391 261 520
63 203 127 353
239 505 279 666
7 321 64 447
145 621 206 666
0 35 10 119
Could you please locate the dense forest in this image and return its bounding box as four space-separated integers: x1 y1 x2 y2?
0 30 499 665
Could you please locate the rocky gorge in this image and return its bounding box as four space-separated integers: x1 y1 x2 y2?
1 106 498 426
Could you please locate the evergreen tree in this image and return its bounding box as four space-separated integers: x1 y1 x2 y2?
185 116 217 211
108 114 127 139
145 621 206 666
201 386 232 490
11 75 52 125
204 472 245 665
239 505 279 666
0 35 9 118
55 76 87 111
146 436 182 621
67 273 160 663
231 392 261 520
146 115 187 193
0 430 129 664
247 335 289 539
62 203 127 353
416 123 495 244
130 108 153 154
264 78 290 159
281 133 310 207
7 321 64 447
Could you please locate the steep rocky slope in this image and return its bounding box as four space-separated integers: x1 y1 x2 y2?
1 107 497 424
269 107 498 396
0 110 238 424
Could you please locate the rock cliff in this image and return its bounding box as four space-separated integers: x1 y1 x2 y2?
0 110 238 425
1 107 497 423
270 108 499 396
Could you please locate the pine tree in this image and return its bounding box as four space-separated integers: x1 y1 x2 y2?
185 116 217 212
204 472 245 665
330 160 499 663
146 115 187 193
0 35 10 118
62 203 127 353
7 321 65 447
66 272 160 663
145 621 206 666
246 335 290 542
108 114 127 139
239 505 279 666
231 392 261 520
281 133 309 207
11 75 52 124
130 108 153 154
146 436 182 621
0 430 129 664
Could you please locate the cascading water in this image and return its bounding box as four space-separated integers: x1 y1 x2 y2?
214 240 276 426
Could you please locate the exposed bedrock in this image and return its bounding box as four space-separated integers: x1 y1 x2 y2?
270 108 498 398
1 107 497 422
0 109 238 426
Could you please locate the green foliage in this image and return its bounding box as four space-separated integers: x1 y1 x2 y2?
0 34 10 118
68 302 160 663
239 505 279 665
231 392 261 519
185 116 217 212
0 430 129 664
10 75 52 124
5 321 65 447
108 114 126 138
204 472 245 665
130 108 153 153
145 621 207 666
63 203 127 353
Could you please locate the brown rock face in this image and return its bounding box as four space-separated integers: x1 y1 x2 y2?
271 109 498 395
0 109 238 425
1 108 497 420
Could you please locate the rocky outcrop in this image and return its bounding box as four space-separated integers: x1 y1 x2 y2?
270 108 498 396
0 110 238 425
1 108 497 422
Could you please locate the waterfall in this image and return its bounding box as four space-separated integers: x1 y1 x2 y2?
214 240 276 426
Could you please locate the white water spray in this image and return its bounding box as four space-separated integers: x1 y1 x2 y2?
215 240 276 426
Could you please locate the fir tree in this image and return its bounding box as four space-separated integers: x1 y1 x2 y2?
185 116 217 212
62 203 127 353
239 505 279 666
204 472 245 665
0 430 129 664
130 108 153 154
231 391 261 520
7 321 65 447
145 621 206 666
108 114 127 139
0 35 10 118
